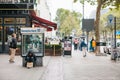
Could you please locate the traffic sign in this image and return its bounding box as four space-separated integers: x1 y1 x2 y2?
107 14 114 26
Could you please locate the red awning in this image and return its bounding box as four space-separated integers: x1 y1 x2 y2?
33 20 52 31
30 10 57 31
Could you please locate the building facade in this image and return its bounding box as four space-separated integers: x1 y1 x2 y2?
0 0 57 53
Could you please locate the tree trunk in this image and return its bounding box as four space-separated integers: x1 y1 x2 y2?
95 0 102 55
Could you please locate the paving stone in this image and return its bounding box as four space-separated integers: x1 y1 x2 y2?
0 49 120 80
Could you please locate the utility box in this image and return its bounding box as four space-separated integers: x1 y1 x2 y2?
21 28 45 67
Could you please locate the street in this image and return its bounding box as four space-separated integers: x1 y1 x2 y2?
0 49 120 80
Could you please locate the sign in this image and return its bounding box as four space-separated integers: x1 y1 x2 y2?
21 28 45 33
116 35 120 39
64 41 72 51
116 31 120 35
96 42 106 46
82 19 94 32
107 14 114 26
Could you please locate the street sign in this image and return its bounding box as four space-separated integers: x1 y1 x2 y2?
107 14 114 26
116 31 120 35
82 19 94 32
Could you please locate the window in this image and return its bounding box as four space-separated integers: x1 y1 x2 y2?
16 18 26 24
4 18 15 24
22 34 44 56
0 18 2 24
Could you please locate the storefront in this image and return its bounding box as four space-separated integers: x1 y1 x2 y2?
0 3 57 53
0 14 31 53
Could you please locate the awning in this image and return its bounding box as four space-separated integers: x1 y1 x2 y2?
30 10 57 31
33 20 52 31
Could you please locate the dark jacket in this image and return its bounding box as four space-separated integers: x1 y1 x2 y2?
81 41 87 47
9 38 17 49
25 52 36 62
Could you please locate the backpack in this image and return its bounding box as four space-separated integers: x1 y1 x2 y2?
92 40 96 47
81 41 87 47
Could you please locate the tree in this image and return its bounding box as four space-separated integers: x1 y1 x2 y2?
55 8 82 36
74 0 120 55
100 6 120 43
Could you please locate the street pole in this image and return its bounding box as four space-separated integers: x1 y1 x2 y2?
114 17 116 48
83 0 84 19
82 0 85 36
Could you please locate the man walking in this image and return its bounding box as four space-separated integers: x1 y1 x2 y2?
9 33 17 63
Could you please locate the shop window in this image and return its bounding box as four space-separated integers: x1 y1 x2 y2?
0 18 2 24
16 18 26 24
0 26 2 42
4 18 15 24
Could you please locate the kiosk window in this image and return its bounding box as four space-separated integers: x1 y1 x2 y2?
22 34 43 56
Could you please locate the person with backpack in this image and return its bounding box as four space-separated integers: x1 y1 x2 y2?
9 33 17 63
80 38 87 57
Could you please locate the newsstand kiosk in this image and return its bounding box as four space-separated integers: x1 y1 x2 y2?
21 28 45 67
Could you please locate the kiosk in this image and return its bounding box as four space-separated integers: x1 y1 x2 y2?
21 28 45 67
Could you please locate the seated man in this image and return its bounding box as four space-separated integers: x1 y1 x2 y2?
25 50 36 68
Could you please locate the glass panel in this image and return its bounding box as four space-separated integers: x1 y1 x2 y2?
4 18 15 24
16 26 25 42
0 26 2 42
22 34 44 56
16 18 26 24
0 18 2 24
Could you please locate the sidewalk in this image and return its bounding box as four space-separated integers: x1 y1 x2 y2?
0 49 120 80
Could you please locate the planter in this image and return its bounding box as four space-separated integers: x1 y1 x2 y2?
44 44 62 56
45 49 62 56
45 49 53 56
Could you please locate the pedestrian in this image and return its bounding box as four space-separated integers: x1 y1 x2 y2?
80 38 87 57
89 38 94 52
9 33 17 63
92 39 96 52
74 38 79 50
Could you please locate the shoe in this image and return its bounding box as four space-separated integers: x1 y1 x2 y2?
83 55 86 57
9 60 15 63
